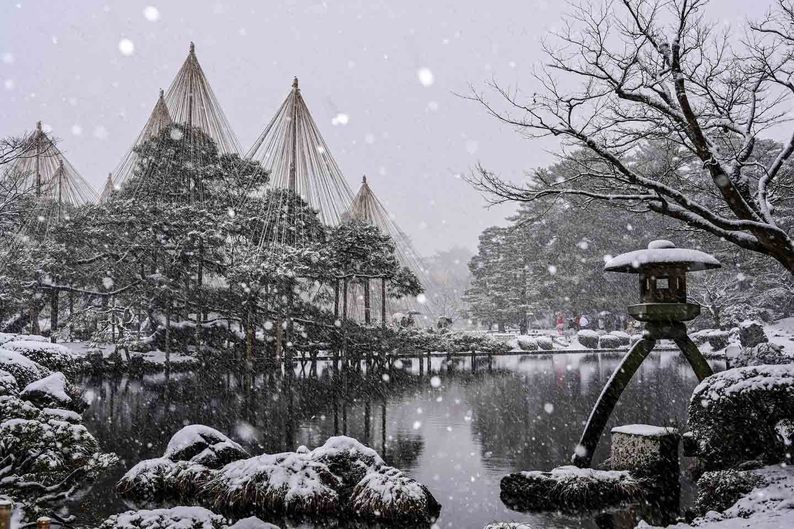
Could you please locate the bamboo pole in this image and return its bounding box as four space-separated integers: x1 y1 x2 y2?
49 289 58 343
381 277 387 328
364 279 371 325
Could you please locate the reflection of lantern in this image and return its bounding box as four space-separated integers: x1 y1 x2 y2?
571 240 721 469
605 240 720 322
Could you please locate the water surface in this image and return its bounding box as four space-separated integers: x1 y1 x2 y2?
72 352 723 528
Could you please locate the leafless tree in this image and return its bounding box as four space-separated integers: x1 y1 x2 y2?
468 0 794 273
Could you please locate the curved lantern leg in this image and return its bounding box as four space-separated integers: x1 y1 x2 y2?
571 337 656 468
673 335 713 381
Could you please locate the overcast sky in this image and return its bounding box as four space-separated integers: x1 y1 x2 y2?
0 0 773 255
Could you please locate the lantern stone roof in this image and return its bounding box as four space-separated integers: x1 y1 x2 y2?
604 240 721 273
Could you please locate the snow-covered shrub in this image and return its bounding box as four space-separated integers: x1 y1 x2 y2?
695 469 761 514
2 340 82 375
0 413 118 491
164 424 249 468
706 330 730 351
738 320 768 349
609 331 631 346
689 365 794 470
500 466 644 511
0 395 40 420
535 336 554 351
20 371 85 411
576 330 599 349
203 452 342 515
351 466 441 521
516 337 538 351
0 369 18 396
0 348 50 386
598 335 621 349
97 507 229 529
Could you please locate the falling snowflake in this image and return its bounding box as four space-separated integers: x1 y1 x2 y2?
416 293 427 304
412 421 422 430
143 6 160 21
430 375 441 388
547 265 557 275
543 402 554 414
417 67 434 87
331 113 349 126
102 277 115 289
118 38 135 56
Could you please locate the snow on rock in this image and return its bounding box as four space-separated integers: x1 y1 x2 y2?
2 340 83 375
20 371 81 410
576 330 600 349
164 425 249 468
311 435 384 485
117 431 439 522
739 320 768 349
483 524 534 529
501 465 644 512
689 365 794 471
734 342 792 368
0 348 51 386
204 451 342 515
97 506 228 529
0 369 19 396
611 425 678 437
351 466 441 521
226 517 280 529
0 394 40 420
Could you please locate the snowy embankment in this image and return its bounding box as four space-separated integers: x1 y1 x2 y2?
117 425 441 524
96 507 280 529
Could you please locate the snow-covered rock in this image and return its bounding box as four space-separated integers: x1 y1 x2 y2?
97 506 228 529
0 369 18 396
734 342 792 367
0 348 50 386
164 424 249 468
0 332 47 346
20 371 84 411
0 395 40 420
706 330 730 351
351 466 441 521
576 330 599 349
226 517 280 529
205 451 342 515
2 340 82 375
689 365 794 470
501 465 644 511
739 320 768 349
117 432 440 522
695 468 761 514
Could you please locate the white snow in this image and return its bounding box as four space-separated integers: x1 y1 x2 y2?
21 371 71 403
611 424 678 437
605 241 720 272
99 506 227 529
640 465 794 529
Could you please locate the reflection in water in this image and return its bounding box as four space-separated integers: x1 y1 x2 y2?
71 352 723 528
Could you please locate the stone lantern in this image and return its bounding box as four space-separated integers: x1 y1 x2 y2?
571 240 721 468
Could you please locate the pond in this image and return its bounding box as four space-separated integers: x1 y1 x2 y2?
69 351 725 528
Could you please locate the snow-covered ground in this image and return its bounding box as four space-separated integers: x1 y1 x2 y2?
642 464 794 529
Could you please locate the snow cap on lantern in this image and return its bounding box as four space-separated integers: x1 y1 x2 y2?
604 240 720 322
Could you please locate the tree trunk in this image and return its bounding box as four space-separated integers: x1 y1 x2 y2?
381 277 387 328
334 279 340 321
364 279 371 325
49 289 59 343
